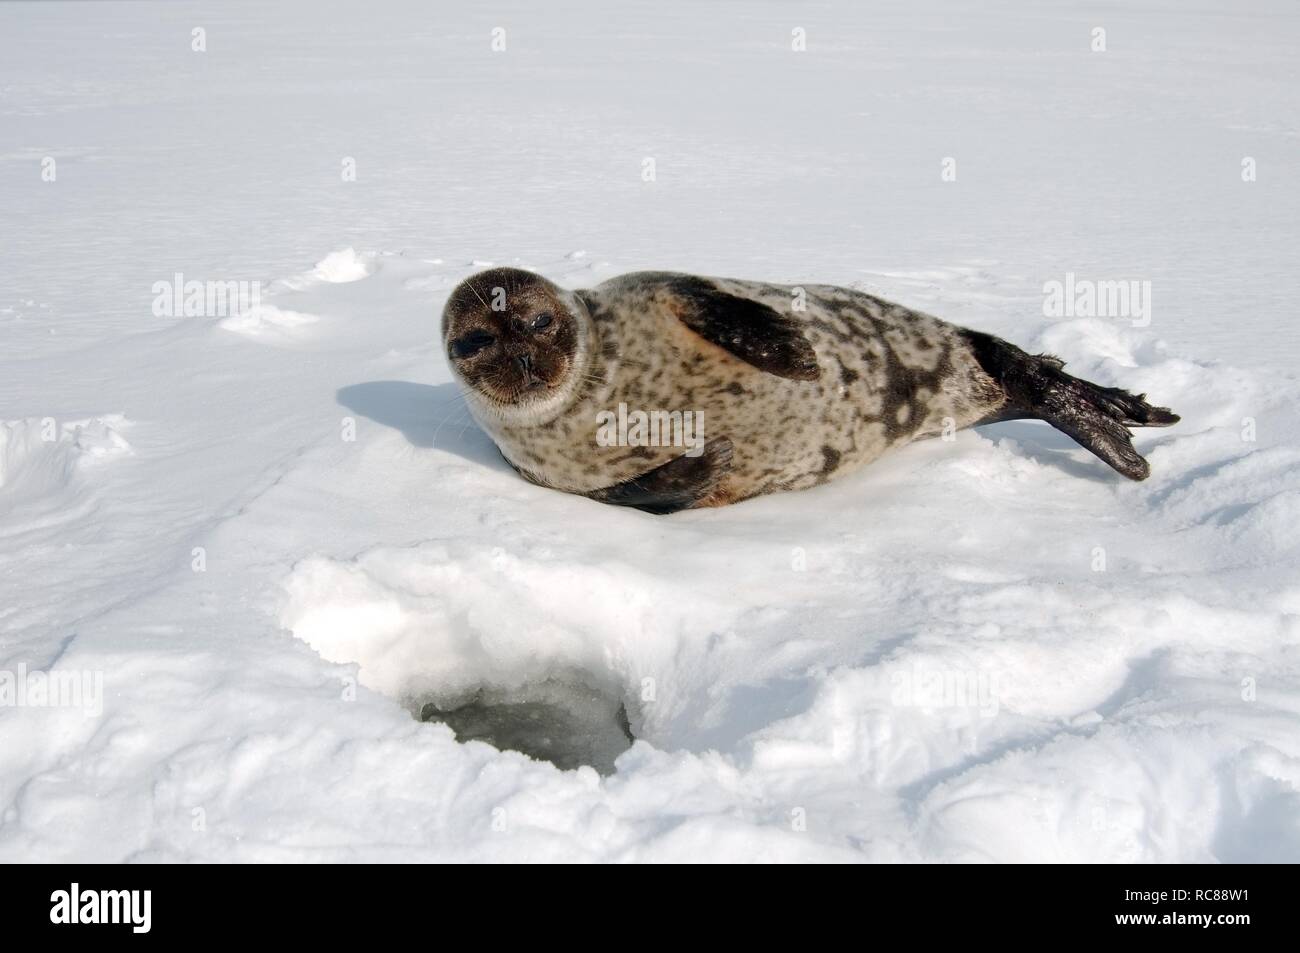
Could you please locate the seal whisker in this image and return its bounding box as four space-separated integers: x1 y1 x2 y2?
464 279 490 311
429 394 474 448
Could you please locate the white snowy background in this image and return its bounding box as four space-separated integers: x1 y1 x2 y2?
2 1 1299 862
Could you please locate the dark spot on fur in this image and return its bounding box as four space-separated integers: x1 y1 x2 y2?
647 274 820 381
820 446 841 477
808 317 843 340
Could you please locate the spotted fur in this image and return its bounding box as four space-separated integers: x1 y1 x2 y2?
441 269 1176 510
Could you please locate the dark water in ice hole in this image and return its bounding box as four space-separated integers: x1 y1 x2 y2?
418 678 635 775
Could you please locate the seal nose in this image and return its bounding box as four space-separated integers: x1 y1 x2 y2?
514 353 533 378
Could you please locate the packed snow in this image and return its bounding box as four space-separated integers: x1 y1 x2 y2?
2 1 1298 862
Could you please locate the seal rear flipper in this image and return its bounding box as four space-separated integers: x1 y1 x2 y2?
1040 394 1157 480
961 330 1179 482
587 437 734 514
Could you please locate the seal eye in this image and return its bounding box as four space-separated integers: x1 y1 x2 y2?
451 330 495 359
530 312 554 331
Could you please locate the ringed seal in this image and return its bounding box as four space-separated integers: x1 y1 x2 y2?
440 268 1178 513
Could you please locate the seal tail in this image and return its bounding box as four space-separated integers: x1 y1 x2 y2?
961 330 1179 481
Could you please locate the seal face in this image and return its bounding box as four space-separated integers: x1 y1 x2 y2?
442 267 593 430
441 268 1179 513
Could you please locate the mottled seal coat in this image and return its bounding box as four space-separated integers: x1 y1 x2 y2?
440 268 1178 513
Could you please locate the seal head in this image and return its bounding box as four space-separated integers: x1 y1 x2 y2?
441 267 592 428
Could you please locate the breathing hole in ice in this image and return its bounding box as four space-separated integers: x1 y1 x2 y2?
415 676 635 776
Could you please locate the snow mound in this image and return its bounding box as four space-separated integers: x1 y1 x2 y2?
271 248 377 293
308 247 374 284
0 415 131 497
279 539 737 734
219 304 321 337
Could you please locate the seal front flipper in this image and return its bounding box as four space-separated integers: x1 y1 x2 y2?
962 330 1179 481
659 275 820 381
588 437 735 514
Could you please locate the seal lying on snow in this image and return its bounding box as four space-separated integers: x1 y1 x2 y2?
440 268 1178 514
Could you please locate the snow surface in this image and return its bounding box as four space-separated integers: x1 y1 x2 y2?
2 1 1299 862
